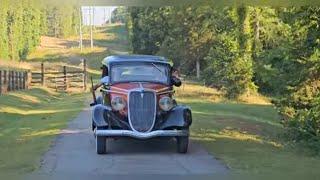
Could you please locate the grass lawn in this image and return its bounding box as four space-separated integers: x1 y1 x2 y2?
0 24 129 175
0 88 86 174
176 83 320 178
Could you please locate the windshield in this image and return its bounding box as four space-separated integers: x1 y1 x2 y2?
110 62 170 84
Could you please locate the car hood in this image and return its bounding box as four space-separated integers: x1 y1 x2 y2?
110 82 171 94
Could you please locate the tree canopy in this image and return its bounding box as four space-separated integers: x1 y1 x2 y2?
127 6 320 151
0 0 80 60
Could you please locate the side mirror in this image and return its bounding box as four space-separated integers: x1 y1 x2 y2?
171 76 182 87
100 76 110 86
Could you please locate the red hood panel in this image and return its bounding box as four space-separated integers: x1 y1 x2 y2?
111 83 169 92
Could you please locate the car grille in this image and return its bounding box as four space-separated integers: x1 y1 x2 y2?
128 91 156 132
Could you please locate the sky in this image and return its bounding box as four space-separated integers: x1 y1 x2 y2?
82 6 117 26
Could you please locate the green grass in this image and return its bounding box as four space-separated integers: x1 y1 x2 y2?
0 24 130 175
176 83 320 178
0 88 86 174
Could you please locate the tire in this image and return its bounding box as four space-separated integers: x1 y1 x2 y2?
176 136 189 153
96 136 107 154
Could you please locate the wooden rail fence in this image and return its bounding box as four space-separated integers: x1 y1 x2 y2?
0 70 30 95
31 59 87 91
0 59 87 95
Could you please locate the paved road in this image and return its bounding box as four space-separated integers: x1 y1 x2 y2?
34 106 227 178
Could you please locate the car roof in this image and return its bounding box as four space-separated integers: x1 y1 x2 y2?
102 55 170 65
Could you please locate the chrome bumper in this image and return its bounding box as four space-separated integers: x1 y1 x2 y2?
95 129 189 139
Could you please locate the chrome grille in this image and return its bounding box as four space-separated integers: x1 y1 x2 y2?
128 90 156 132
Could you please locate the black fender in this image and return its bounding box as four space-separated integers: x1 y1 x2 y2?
158 105 192 130
92 104 110 127
92 104 130 129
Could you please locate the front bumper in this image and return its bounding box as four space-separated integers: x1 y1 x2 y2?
95 129 189 140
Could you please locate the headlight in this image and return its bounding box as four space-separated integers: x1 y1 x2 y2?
111 96 126 111
159 96 174 111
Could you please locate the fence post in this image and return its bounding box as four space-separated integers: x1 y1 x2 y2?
4 70 7 88
0 70 2 95
19 72 23 90
9 71 12 91
15 71 18 90
10 71 14 91
17 72 20 90
12 71 15 91
8 71 11 91
26 70 31 89
22 72 24 90
21 72 24 90
83 59 87 91
23 71 26 90
13 71 15 91
3 70 7 93
13 71 15 90
41 63 45 86
63 66 67 90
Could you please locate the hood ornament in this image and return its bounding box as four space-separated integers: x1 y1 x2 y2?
139 82 145 98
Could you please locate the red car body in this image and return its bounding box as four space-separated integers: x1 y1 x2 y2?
91 55 192 154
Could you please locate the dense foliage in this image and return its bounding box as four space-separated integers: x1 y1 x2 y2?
111 6 128 23
0 0 80 60
0 0 42 60
127 6 320 151
45 5 80 38
128 6 257 98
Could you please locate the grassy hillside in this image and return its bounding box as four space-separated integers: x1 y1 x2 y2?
176 83 320 178
27 24 129 70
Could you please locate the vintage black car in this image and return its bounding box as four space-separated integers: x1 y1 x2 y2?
91 55 192 154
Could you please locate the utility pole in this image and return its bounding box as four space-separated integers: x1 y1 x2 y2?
79 7 83 52
104 7 106 24
90 6 93 49
109 7 112 25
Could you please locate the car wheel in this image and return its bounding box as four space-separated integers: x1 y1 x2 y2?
176 136 189 153
96 136 107 154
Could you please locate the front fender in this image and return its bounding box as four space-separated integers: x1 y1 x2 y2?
92 104 110 127
92 104 130 129
158 105 192 130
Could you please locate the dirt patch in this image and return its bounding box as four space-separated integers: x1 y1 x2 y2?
39 36 79 50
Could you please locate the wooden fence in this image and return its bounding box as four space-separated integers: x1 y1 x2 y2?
0 70 30 95
0 59 87 95
31 59 87 91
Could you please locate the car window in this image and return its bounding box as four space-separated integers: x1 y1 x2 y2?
111 62 169 84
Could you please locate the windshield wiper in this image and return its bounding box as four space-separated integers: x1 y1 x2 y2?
151 63 165 75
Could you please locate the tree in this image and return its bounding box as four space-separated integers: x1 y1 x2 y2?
0 0 80 61
0 0 9 59
112 7 128 23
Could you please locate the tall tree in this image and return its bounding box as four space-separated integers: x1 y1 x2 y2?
0 0 9 59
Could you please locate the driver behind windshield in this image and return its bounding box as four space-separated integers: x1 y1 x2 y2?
171 67 182 87
92 63 182 92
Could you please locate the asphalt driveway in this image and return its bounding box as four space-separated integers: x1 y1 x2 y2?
35 106 227 177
